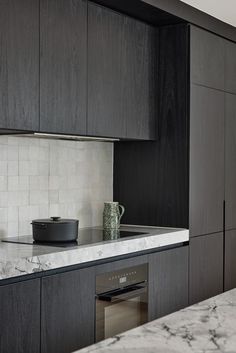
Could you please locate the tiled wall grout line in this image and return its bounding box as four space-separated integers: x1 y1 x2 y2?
0 137 113 238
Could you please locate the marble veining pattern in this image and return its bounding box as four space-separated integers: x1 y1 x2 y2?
0 225 189 280
75 289 236 353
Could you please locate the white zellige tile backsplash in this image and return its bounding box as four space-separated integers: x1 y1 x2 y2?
0 136 113 237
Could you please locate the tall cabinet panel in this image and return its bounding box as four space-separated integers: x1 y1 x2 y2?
189 84 224 237
225 230 236 291
149 246 189 320
40 0 87 135
88 2 157 139
0 0 39 131
225 40 236 94
189 233 224 305
225 93 236 230
41 267 95 353
190 25 224 90
0 279 40 353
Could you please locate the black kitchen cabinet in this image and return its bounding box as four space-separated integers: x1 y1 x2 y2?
40 0 87 135
88 2 157 140
225 40 236 94
225 92 236 230
0 0 39 131
190 25 224 90
189 84 224 237
225 229 236 291
41 267 95 353
148 246 189 320
114 24 189 228
189 233 223 305
0 279 40 353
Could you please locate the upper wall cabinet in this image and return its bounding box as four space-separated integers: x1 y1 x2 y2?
225 40 236 94
0 0 39 131
190 26 225 90
88 3 157 140
40 0 87 135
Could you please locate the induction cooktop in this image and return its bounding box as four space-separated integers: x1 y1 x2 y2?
1 229 148 248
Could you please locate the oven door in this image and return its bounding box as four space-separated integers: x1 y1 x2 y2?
96 282 148 342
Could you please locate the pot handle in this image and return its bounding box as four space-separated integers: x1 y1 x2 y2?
50 217 61 222
118 205 125 222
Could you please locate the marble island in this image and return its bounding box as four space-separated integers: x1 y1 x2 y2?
0 225 188 281
75 288 236 353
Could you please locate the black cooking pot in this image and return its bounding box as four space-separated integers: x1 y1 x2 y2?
31 217 79 243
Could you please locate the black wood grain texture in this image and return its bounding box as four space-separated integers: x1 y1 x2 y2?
114 24 189 227
0 279 40 353
190 84 224 237
149 246 189 320
41 267 95 353
189 233 224 305
0 0 39 131
225 93 236 230
88 2 157 140
225 40 236 94
190 25 225 90
40 0 87 135
225 229 236 291
91 0 182 26
91 1 236 42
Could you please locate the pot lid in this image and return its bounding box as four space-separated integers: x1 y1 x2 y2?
32 217 79 224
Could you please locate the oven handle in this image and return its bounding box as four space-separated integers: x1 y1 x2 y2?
96 283 147 303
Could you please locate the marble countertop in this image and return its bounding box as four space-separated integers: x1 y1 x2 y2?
0 225 188 281
75 288 236 353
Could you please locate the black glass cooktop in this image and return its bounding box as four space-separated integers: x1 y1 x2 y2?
1 229 148 248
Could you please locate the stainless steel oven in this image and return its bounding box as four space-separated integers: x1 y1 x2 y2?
95 264 148 342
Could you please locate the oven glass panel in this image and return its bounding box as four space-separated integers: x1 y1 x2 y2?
96 292 148 342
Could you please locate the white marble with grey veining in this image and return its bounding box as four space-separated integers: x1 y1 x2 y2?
0 225 188 280
75 289 236 353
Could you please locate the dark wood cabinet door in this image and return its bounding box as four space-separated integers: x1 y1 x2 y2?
114 24 189 229
88 2 157 140
189 233 223 305
41 267 95 353
225 229 236 291
40 0 87 135
225 40 236 94
0 279 40 353
0 0 39 131
225 93 236 230
190 84 224 237
148 246 189 321
190 25 224 90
